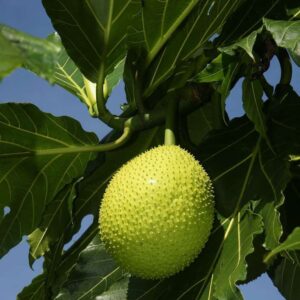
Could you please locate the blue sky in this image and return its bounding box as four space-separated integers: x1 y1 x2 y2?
0 1 296 299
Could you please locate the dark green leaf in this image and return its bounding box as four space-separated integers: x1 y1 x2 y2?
194 53 237 83
269 251 300 300
242 78 268 139
187 92 225 146
96 278 129 300
263 18 300 66
218 0 286 46
56 236 127 300
42 0 140 82
199 117 288 217
143 0 245 97
265 228 300 262
269 86 300 155
0 103 98 257
28 181 77 261
17 274 47 300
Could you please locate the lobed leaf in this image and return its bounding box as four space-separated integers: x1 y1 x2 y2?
0 103 98 257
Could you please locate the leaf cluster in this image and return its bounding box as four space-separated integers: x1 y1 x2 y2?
0 1 300 299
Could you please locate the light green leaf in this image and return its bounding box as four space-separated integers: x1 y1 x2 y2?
263 18 300 66
0 31 23 80
242 79 268 139
42 0 140 82
0 103 98 257
265 228 300 262
0 24 61 82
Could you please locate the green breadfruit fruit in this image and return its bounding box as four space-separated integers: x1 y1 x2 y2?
99 145 214 279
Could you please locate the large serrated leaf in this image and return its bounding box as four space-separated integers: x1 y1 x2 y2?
42 0 140 82
0 103 98 257
199 117 288 217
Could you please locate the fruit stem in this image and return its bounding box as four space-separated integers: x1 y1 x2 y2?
164 98 178 145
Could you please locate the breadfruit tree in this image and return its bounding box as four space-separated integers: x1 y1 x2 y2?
0 1 300 299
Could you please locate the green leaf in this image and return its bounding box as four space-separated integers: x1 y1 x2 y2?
258 196 284 249
268 251 300 300
194 54 237 83
128 204 263 300
0 25 61 82
242 78 268 139
187 92 225 146
56 235 127 300
17 274 47 300
42 0 140 82
105 58 125 97
219 29 261 60
0 103 98 257
218 0 286 45
199 117 289 217
0 28 94 113
143 0 245 96
194 53 240 123
263 18 300 66
28 181 77 261
96 278 129 300
265 228 300 262
0 31 23 80
129 0 200 64
269 86 300 155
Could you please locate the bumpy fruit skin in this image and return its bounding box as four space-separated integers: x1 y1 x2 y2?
99 145 214 279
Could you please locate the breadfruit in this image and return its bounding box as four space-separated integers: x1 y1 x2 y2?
99 145 214 279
